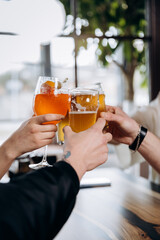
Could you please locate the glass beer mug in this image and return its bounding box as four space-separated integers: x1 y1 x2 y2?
69 88 99 133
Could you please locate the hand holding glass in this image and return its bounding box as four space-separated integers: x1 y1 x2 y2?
29 76 69 169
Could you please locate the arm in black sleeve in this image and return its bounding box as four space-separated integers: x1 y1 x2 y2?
0 161 79 240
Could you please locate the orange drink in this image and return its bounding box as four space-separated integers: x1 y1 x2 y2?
29 76 70 170
34 93 69 124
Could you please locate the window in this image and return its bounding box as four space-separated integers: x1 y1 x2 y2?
60 0 151 109
0 0 159 123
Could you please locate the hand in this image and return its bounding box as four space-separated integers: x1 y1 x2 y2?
100 106 140 145
2 114 64 162
63 118 112 180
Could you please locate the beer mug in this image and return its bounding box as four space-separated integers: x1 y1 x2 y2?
69 89 99 133
81 83 106 119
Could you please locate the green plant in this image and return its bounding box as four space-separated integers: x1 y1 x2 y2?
60 0 147 101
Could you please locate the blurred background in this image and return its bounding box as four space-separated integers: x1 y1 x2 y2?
0 0 160 179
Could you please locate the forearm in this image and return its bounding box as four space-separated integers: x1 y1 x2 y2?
0 141 17 179
0 161 79 240
64 152 86 181
138 131 160 173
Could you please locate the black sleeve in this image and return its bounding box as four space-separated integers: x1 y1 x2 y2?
0 161 79 240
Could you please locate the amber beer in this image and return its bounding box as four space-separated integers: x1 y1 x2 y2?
97 92 108 130
69 111 97 133
97 93 106 119
57 112 69 144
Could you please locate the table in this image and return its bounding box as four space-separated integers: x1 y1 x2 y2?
55 168 160 240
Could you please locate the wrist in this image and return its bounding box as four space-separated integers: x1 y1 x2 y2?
63 150 87 180
129 125 148 152
129 123 141 145
1 139 19 163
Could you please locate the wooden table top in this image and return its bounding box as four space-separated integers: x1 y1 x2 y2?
55 168 160 240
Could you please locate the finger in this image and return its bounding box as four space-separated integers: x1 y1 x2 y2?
105 105 116 113
103 132 112 143
33 114 65 124
91 117 106 131
42 139 54 145
100 112 123 124
40 124 57 132
104 105 126 117
40 132 56 139
63 126 74 137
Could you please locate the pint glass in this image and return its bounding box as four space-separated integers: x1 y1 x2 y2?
69 89 99 133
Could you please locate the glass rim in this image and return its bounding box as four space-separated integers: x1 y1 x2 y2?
54 88 69 94
70 88 99 95
38 76 59 82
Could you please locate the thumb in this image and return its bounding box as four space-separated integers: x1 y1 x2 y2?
63 126 74 137
91 118 106 131
105 132 112 143
34 114 64 124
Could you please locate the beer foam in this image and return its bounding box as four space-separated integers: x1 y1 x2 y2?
71 99 86 111
69 111 97 114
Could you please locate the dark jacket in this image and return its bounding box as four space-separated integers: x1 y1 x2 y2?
0 161 79 240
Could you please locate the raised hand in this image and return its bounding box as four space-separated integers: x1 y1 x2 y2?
101 106 140 145
63 118 112 180
0 114 64 178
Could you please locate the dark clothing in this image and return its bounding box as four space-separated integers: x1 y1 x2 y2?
0 161 79 240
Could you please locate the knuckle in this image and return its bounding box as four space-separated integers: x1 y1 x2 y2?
47 139 53 145
93 127 99 134
51 132 55 138
29 125 36 134
105 133 112 142
32 135 40 146
52 125 57 132
43 114 50 122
